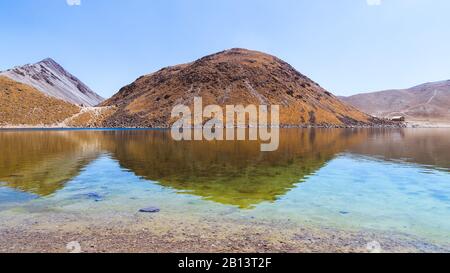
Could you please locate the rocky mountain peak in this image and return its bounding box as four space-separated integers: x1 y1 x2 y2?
0 58 103 106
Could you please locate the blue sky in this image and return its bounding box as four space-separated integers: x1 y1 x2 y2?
1 0 450 98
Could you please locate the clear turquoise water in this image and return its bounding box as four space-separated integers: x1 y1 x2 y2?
0 129 449 246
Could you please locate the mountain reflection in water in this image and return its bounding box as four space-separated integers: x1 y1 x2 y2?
0 129 449 208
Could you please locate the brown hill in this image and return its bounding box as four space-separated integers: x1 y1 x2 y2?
101 48 375 128
341 80 450 121
0 76 80 126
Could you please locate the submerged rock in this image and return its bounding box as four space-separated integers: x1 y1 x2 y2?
86 192 103 202
139 207 160 213
86 192 102 199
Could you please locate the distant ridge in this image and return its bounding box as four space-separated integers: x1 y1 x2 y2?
0 58 103 106
340 80 450 120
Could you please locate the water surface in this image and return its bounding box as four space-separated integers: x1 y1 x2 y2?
0 129 449 248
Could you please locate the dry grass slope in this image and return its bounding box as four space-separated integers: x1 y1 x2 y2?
101 48 376 128
64 106 117 128
0 76 80 126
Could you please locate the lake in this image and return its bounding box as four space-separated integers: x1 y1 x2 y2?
0 128 449 252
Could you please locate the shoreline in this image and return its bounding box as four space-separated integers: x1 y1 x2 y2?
0 124 419 130
406 121 450 128
3 120 450 130
1 213 447 253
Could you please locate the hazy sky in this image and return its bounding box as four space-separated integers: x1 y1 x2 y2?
1 0 450 97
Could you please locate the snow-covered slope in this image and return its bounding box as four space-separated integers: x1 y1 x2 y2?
0 58 103 106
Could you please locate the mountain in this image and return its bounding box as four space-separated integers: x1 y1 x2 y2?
0 76 80 126
341 80 450 121
101 48 375 128
0 58 103 106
